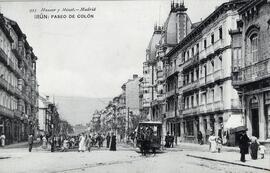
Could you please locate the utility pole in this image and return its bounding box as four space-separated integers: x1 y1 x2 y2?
127 107 130 143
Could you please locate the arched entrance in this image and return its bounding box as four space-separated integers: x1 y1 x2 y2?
250 96 259 138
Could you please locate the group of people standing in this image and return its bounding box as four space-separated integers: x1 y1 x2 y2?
78 132 116 152
208 132 222 153
239 130 265 162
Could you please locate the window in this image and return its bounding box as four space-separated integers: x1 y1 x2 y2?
219 27 223 39
196 43 199 54
196 93 199 106
186 120 194 136
211 34 214 44
211 89 214 103
220 86 223 101
187 51 190 60
191 95 194 107
192 47 194 56
250 33 258 63
204 39 207 49
219 56 222 69
211 60 214 72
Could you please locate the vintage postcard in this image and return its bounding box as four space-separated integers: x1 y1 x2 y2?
0 0 269 172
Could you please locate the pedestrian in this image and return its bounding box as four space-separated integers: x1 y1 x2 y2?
216 137 222 153
165 132 170 148
197 131 203 145
0 133 6 147
42 135 47 149
78 133 86 152
110 132 116 151
61 138 69 152
28 134 34 152
239 130 250 162
258 144 266 159
106 133 111 148
97 133 103 148
208 132 217 153
250 136 259 160
85 135 91 152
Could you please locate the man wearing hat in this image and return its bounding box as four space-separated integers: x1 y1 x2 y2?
239 129 250 162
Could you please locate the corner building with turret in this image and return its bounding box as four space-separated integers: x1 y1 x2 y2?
143 0 254 145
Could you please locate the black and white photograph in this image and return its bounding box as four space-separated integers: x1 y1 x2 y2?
0 0 269 172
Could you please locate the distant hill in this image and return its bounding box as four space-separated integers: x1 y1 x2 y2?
54 96 111 126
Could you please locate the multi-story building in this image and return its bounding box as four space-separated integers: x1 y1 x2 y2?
142 25 162 121
162 2 193 140
38 96 61 137
38 95 51 135
125 74 141 116
0 13 39 144
231 0 270 144
165 0 248 145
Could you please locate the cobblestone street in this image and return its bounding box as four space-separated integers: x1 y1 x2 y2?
0 143 269 173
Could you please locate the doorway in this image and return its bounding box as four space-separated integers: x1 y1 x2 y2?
251 108 259 138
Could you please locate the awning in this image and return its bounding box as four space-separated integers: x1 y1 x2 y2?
224 114 244 130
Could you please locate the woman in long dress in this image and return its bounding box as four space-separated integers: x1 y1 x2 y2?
250 136 259 160
208 133 217 152
110 133 116 151
78 133 86 152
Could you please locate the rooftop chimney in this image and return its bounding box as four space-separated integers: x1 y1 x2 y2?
133 74 138 79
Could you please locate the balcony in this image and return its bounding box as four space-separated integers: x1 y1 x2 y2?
7 83 16 94
213 69 224 81
166 110 175 118
213 39 225 52
182 80 199 93
8 60 15 70
233 58 270 86
12 44 21 60
213 101 224 111
205 45 214 57
0 77 8 90
231 99 242 110
166 89 177 98
0 105 14 118
199 77 205 87
143 101 150 107
157 71 163 82
182 54 199 70
206 103 213 112
14 110 22 118
206 73 214 84
0 48 8 64
15 87 22 97
182 106 199 116
199 104 207 114
156 94 164 101
199 49 206 61
164 65 178 78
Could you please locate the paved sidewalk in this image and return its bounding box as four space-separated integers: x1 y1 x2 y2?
166 143 270 171
0 140 39 149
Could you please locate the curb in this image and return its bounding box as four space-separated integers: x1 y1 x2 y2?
186 154 270 171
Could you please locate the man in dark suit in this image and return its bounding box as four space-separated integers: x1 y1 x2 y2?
239 130 250 162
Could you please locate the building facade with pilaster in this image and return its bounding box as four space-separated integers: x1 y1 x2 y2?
231 0 270 145
0 13 39 144
166 0 248 145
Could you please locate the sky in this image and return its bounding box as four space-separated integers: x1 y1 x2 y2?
0 0 228 99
